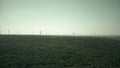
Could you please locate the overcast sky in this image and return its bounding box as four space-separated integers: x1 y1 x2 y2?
0 0 120 35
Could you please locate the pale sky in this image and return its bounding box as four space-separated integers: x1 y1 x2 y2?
0 0 120 35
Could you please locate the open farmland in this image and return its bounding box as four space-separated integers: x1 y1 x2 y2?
0 35 120 68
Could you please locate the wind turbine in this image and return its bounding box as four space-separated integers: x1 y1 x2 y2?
73 32 75 36
0 30 1 34
32 31 34 35
46 32 47 35
17 30 19 35
40 30 41 35
8 30 10 35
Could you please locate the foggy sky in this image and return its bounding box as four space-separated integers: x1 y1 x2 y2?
0 0 120 35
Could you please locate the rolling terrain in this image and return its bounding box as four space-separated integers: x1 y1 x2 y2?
0 35 120 68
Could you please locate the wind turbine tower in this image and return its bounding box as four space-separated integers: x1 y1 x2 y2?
0 30 1 35
17 30 19 35
73 32 75 36
8 30 10 35
32 31 34 35
40 30 41 35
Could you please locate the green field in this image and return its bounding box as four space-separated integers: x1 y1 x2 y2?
0 35 120 68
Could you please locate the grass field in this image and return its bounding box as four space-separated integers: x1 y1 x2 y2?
0 35 120 68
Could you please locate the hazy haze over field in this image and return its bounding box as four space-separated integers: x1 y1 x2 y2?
0 0 120 35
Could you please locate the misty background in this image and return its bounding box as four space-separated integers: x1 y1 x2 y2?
0 0 120 35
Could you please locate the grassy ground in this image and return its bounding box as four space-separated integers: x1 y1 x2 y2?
0 35 120 68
